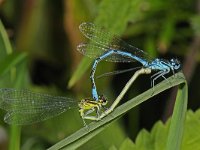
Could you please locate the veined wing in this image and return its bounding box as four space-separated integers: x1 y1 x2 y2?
4 107 69 125
96 66 142 79
0 88 77 125
79 22 151 61
77 42 135 62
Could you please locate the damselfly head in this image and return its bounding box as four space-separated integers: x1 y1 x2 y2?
170 58 181 70
98 95 108 106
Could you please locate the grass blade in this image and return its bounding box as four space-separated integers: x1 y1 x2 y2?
166 81 188 150
0 20 12 56
0 52 27 77
68 57 92 88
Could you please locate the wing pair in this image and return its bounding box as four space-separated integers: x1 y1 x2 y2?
77 22 150 63
0 88 77 125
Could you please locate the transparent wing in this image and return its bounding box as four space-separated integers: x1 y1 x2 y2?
0 88 77 125
79 22 152 61
4 107 67 125
96 66 142 79
77 42 135 62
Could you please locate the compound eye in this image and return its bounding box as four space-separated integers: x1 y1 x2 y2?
170 59 175 64
99 95 103 100
171 59 181 70
103 99 107 104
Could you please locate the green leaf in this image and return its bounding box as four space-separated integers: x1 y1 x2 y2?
135 129 154 150
48 72 186 150
95 0 132 33
109 145 118 150
116 109 200 150
0 52 27 77
119 138 136 150
132 121 169 150
151 121 169 150
0 20 13 57
181 110 200 150
68 57 92 88
166 82 188 150
158 16 175 52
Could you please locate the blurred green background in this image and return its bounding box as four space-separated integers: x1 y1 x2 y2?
0 0 199 149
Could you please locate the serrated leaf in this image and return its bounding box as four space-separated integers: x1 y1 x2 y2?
181 110 200 150
135 129 154 150
109 145 118 150
128 109 200 150
151 121 169 150
119 138 135 150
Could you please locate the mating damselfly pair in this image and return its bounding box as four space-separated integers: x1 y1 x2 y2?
0 22 181 125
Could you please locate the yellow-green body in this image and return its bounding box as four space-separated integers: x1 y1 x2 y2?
78 96 108 121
